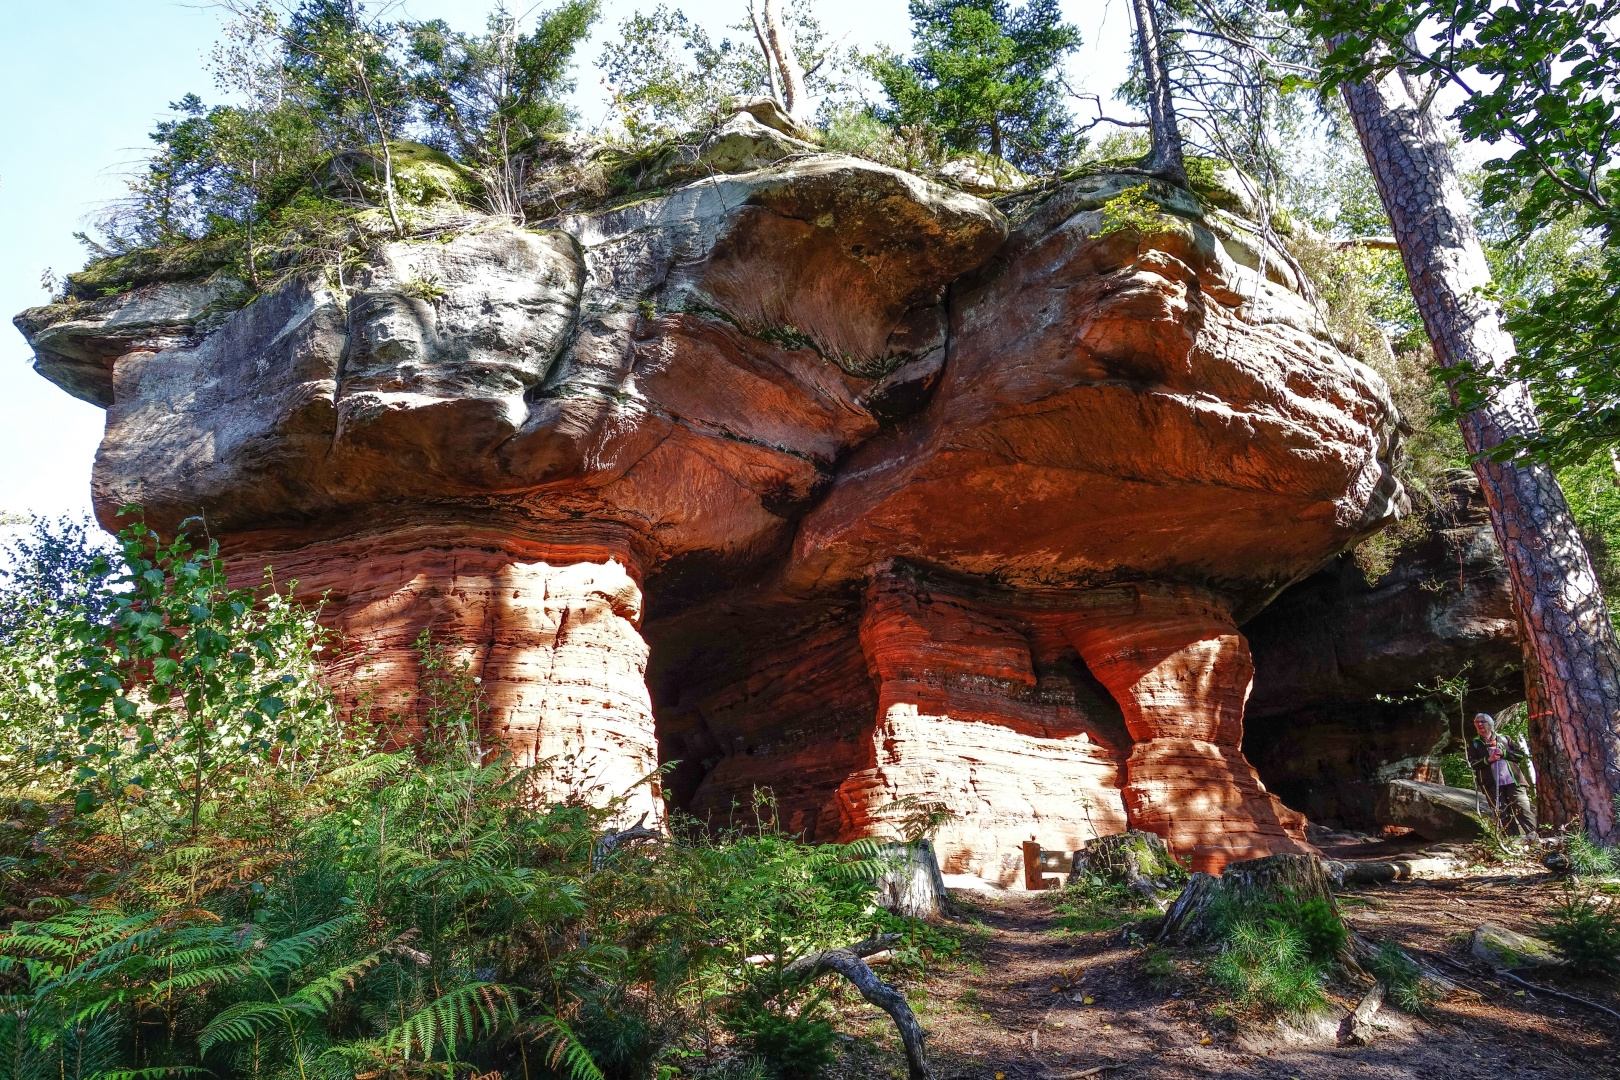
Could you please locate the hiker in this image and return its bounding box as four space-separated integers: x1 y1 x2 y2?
1467 712 1536 836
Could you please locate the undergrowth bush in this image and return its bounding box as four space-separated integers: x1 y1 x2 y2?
0 516 921 1080
1054 876 1154 933
1539 886 1620 975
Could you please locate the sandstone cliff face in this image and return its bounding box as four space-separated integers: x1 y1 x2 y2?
19 141 1404 879
1244 471 1523 829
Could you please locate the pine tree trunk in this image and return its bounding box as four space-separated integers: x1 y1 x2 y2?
1524 631 1584 830
1340 62 1620 843
1128 0 1187 187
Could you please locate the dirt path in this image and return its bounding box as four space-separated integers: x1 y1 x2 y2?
833 876 1620 1079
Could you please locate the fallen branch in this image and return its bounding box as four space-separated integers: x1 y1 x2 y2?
1050 1067 1117 1079
1497 969 1620 1023
751 933 901 969
591 813 662 867
785 937 932 1080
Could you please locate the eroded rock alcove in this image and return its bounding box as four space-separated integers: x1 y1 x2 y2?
19 133 1406 880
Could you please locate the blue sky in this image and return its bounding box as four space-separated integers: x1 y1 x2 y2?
0 0 1135 526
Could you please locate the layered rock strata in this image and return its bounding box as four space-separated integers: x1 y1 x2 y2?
20 136 1404 877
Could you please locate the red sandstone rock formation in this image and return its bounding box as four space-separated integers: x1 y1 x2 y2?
1244 471 1523 830
18 134 1404 876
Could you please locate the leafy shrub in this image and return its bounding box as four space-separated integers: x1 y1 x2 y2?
1539 886 1620 974
1099 184 1168 236
0 519 917 1080
1367 940 1435 1012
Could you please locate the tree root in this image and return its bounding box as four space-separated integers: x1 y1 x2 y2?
786 936 933 1080
1497 969 1620 1023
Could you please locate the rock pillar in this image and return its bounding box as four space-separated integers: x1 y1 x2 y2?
838 578 1128 886
227 525 661 824
1064 588 1311 874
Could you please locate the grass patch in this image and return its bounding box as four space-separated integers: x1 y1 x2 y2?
1367 940 1437 1012
1054 876 1156 932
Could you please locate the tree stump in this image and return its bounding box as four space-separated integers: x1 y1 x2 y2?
1156 852 1340 946
1068 829 1182 899
1154 852 1457 996
876 840 952 920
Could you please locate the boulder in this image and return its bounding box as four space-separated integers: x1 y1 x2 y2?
1470 923 1564 970
1375 779 1488 841
938 154 1030 195
696 111 816 172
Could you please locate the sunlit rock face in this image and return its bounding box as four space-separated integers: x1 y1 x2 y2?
20 150 1404 874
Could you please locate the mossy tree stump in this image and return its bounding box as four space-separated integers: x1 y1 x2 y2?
1068 829 1183 899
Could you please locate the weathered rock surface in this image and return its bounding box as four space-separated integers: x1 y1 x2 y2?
1375 778 1488 841
19 133 1407 875
1245 471 1522 829
1471 923 1564 970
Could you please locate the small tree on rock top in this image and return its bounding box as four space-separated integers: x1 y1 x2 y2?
867 0 1081 173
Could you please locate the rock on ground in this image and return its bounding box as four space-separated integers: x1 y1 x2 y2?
1376 779 1490 841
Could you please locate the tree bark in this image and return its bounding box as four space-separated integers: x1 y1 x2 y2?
1523 631 1584 830
1128 0 1187 187
1340 62 1620 842
876 841 951 920
748 0 785 110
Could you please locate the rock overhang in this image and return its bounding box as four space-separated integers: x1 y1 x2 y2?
18 147 1409 876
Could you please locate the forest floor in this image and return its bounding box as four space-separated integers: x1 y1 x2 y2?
827 865 1620 1079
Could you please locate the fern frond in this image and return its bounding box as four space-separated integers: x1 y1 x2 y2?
378 982 511 1061
97 1066 213 1080
530 1013 604 1080
198 999 318 1053
248 912 360 980
287 946 388 1012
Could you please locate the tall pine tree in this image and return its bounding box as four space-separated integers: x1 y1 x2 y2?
867 0 1080 173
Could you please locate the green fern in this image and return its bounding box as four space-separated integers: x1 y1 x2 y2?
531 1012 606 1080
377 982 513 1061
